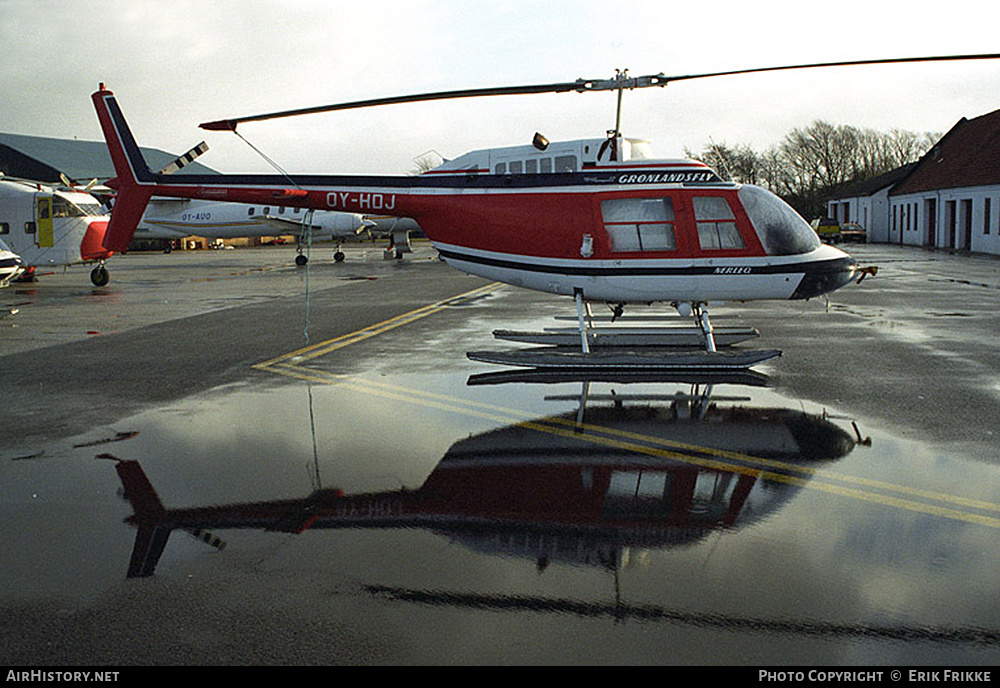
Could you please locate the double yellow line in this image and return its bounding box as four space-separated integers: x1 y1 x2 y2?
255 282 498 371
254 284 1000 530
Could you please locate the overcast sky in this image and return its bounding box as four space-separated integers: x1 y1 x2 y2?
3 0 999 174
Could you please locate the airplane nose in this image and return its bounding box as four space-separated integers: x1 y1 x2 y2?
81 219 115 261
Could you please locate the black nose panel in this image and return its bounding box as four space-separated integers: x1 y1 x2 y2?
790 256 858 299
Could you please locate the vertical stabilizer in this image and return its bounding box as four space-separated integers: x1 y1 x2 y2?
91 85 155 252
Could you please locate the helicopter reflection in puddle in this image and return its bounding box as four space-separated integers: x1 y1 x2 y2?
106 373 863 579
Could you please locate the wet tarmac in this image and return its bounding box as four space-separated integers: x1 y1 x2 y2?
2 242 1000 665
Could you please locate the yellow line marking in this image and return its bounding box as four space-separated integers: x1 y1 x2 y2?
254 286 1000 529
254 282 499 369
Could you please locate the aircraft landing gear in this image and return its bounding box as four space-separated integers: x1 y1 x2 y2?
334 242 345 262
295 253 308 266
675 301 717 352
90 263 110 287
691 302 717 353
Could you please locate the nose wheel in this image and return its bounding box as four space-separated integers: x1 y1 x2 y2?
90 263 110 287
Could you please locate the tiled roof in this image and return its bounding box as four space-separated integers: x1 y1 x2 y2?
890 108 1000 195
834 163 917 198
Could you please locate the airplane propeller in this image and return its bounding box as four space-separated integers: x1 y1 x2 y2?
199 53 1000 135
59 173 99 191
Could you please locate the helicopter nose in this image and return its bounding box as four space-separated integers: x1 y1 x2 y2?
790 251 859 299
81 219 115 261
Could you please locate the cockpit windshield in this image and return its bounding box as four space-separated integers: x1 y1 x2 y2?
738 185 820 256
53 194 104 218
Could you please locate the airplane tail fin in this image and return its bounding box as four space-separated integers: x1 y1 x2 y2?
91 85 155 253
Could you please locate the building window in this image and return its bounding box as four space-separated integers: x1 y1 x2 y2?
602 197 676 252
555 155 577 173
985 198 992 235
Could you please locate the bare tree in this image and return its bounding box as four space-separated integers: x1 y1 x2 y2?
688 120 938 217
685 140 763 185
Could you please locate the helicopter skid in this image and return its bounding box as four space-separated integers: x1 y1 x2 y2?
466 347 781 371
493 326 759 348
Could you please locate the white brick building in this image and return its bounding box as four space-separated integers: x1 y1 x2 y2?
826 108 1000 255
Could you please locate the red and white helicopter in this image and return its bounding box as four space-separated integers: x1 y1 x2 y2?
90 55 996 369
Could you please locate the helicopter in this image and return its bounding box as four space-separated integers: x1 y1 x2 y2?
90 54 997 368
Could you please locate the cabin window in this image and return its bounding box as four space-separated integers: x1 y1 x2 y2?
601 197 676 252
0 222 9 234
555 155 577 173
694 197 745 250
602 470 670 519
25 221 36 235
494 162 506 174
248 207 255 216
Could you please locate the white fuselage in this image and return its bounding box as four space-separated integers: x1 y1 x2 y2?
0 180 108 268
435 241 850 302
135 199 366 241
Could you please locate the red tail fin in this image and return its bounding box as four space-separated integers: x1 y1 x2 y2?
91 85 155 253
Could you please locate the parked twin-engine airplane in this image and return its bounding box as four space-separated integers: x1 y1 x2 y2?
91 55 997 367
0 176 113 285
133 197 371 262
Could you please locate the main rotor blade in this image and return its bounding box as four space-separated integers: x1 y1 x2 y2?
199 53 1000 131
199 80 612 130
663 53 1000 84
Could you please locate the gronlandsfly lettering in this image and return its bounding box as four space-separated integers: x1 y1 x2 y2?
617 171 718 184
